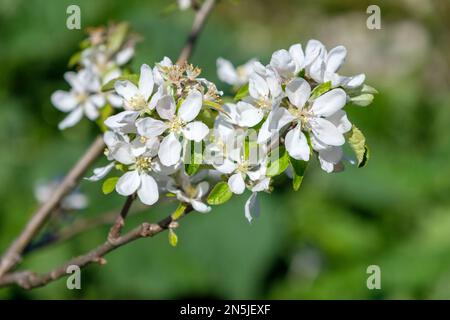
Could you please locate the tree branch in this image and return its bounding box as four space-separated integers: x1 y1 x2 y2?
0 207 192 289
177 0 216 64
0 136 106 277
107 194 136 242
23 203 147 255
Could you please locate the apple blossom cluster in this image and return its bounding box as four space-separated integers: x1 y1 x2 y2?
51 23 137 130
81 39 374 223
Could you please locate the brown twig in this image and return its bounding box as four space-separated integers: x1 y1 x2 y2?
0 207 192 289
0 136 106 277
107 194 136 243
23 203 147 255
177 0 216 64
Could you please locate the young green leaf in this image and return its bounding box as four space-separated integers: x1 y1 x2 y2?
107 22 129 53
266 147 290 177
310 81 332 100
171 203 188 221
96 104 113 132
102 177 119 195
68 51 82 68
207 182 233 205
234 83 249 101
350 93 374 107
168 229 178 247
346 125 370 167
290 158 308 191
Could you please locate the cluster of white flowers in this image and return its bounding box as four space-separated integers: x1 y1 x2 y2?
51 35 373 223
51 23 137 130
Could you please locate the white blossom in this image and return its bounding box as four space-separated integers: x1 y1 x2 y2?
216 58 256 87
136 90 209 166
51 69 106 130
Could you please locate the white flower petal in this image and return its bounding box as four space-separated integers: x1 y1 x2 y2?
236 101 264 127
104 111 139 132
138 64 154 101
107 93 123 108
311 88 347 117
136 117 167 137
326 45 347 74
304 39 325 66
112 143 135 165
182 121 209 142
85 163 115 181
327 110 352 134
116 170 140 196
116 47 134 66
58 107 84 130
178 90 203 122
196 181 210 198
213 158 237 174
228 173 246 194
245 192 260 223
156 95 176 120
90 94 106 107
83 101 99 120
285 127 310 161
216 58 238 85
270 49 296 78
114 80 139 101
137 173 159 205
340 74 365 89
192 200 211 213
285 78 311 109
289 43 305 72
158 133 182 166
51 90 77 112
249 73 269 99
310 117 345 146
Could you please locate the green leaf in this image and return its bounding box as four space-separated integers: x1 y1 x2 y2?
350 93 374 107
310 81 332 100
290 158 308 191
96 104 114 132
266 147 290 177
68 51 81 68
207 182 233 205
361 84 378 94
101 74 139 92
234 83 249 101
171 203 188 220
107 22 129 53
168 229 178 247
102 177 119 195
346 125 370 167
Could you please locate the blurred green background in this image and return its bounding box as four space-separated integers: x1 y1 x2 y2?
1 0 450 299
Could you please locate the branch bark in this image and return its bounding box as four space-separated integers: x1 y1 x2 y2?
177 0 216 64
0 208 192 289
0 0 217 287
0 136 106 277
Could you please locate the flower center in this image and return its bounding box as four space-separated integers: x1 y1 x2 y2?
168 116 185 134
237 160 249 173
288 105 313 131
256 98 272 111
126 94 147 111
135 156 152 172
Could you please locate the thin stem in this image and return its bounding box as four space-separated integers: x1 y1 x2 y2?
107 194 136 242
0 207 192 289
177 0 216 63
0 136 105 277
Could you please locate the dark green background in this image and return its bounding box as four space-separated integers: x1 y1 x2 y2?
1 0 449 299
